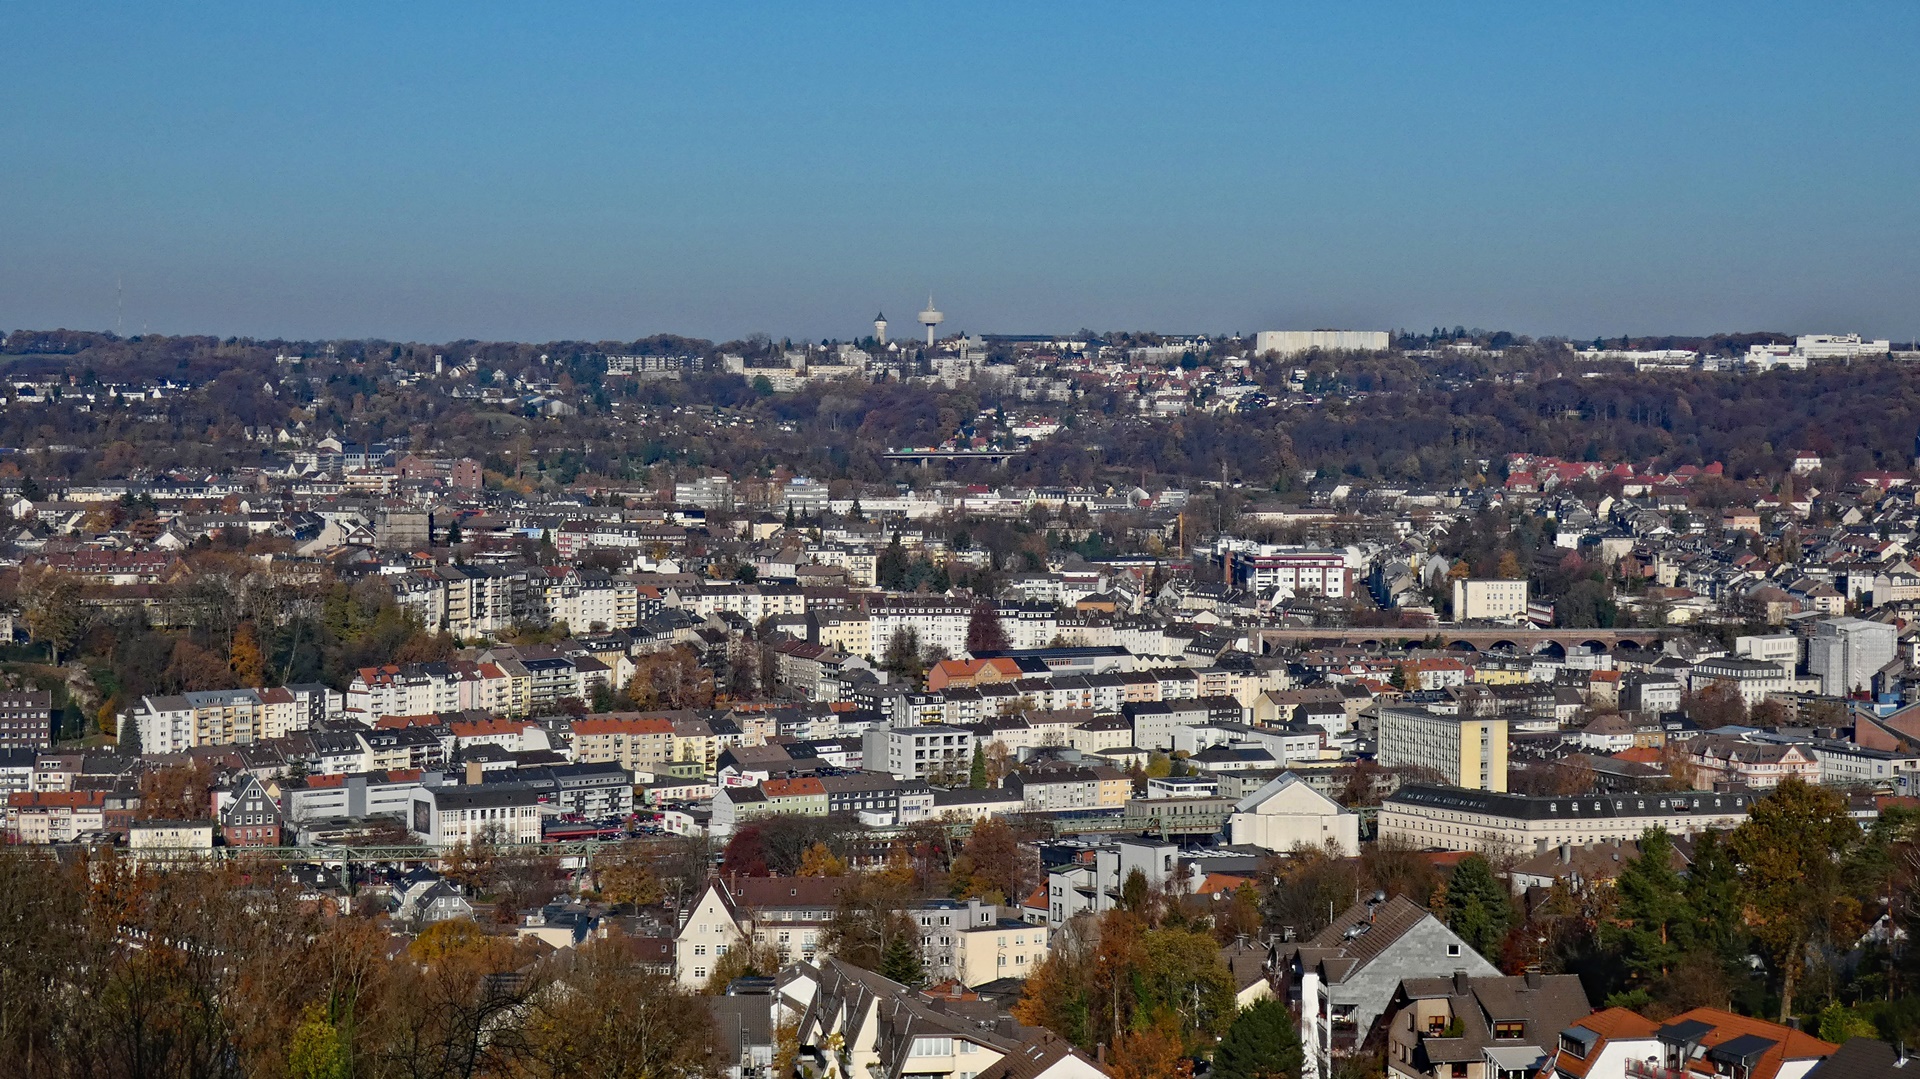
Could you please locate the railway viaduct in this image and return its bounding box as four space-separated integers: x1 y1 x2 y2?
1247 626 1673 655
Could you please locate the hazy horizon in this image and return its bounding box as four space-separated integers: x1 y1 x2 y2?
4 3 1917 344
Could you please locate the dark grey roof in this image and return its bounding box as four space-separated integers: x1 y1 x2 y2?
1386 784 1753 821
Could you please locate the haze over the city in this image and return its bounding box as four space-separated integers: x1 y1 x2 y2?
4 2 1918 343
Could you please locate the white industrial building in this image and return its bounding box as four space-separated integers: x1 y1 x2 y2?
1227 773 1360 855
1254 330 1389 357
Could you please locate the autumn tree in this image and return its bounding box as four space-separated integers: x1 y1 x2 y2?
951 816 1037 905
20 570 84 665
518 940 718 1079
798 840 849 877
229 619 266 687
1110 1009 1194 1079
1263 840 1361 938
1731 776 1860 1019
626 646 714 709
138 759 215 820
825 874 918 975
595 840 665 908
1013 914 1096 1049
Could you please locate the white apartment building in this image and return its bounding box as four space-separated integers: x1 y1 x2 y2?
1451 578 1530 622
533 573 638 632
867 597 972 660
1377 706 1508 792
346 661 515 722
119 689 270 752
862 724 975 782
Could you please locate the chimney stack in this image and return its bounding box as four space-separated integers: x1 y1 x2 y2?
465 760 483 786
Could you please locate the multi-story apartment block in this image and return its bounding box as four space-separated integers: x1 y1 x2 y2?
120 690 266 752
1377 706 1508 792
0 691 54 750
867 596 972 659
862 723 975 782
570 713 679 772
416 784 547 847
1808 616 1897 697
347 661 516 722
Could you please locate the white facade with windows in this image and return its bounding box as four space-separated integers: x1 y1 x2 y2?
1451 579 1530 622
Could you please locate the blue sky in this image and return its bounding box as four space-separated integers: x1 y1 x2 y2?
3 3 1917 343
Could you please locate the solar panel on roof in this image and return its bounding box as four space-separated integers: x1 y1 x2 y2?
1657 1020 1713 1045
1709 1034 1778 1064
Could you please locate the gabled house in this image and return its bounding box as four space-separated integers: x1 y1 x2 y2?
219 773 284 847
1541 1007 1836 1079
1384 970 1591 1079
1280 894 1501 1079
795 957 1033 1079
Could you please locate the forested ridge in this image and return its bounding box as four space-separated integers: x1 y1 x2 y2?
4 331 1919 490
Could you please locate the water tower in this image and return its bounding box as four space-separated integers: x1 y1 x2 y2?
917 294 944 347
873 312 888 347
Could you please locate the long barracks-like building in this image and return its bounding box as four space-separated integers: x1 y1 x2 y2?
1380 784 1754 855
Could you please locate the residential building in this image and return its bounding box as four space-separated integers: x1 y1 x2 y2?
1385 971 1592 1079
862 724 974 782
1377 706 1509 792
796 959 1032 1079
1380 786 1754 855
571 713 679 772
415 784 547 847
0 691 54 750
1282 894 1501 1079
5 789 105 843
1685 736 1819 790
127 819 217 861
1688 657 1792 708
953 917 1051 988
1452 579 1531 622
219 773 285 847
1539 1007 1835 1079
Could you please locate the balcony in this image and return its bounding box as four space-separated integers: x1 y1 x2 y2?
1625 1060 1693 1079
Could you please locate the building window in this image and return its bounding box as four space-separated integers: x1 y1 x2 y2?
1447 944 1461 957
